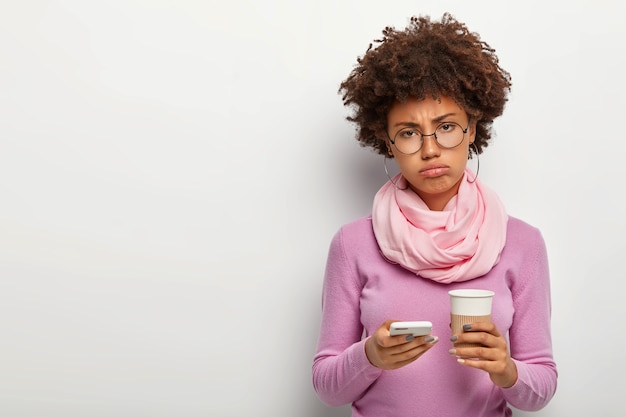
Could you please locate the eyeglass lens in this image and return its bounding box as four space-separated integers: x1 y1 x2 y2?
393 123 465 154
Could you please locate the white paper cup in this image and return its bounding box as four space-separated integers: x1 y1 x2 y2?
449 289 494 348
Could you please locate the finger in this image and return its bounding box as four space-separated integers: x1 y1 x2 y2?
390 332 432 345
377 333 419 348
455 355 510 377
388 337 439 368
450 332 509 365
389 336 439 362
462 322 501 337
450 345 505 362
455 356 491 370
455 331 497 348
390 335 438 355
372 334 438 368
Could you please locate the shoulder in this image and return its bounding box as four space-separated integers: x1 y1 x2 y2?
328 215 378 256
506 216 545 246
502 216 549 275
336 215 374 237
324 216 380 288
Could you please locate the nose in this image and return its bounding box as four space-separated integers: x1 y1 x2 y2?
420 133 441 159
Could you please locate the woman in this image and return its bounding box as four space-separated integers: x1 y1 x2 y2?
312 13 557 416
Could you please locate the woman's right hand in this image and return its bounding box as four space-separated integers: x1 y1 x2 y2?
364 320 439 370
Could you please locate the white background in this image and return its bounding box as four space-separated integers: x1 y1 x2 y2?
1 1 624 416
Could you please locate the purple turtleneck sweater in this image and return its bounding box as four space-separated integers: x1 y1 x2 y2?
312 215 557 417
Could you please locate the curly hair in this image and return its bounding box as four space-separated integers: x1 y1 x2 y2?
339 13 512 156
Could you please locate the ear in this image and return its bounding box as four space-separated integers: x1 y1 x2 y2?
385 141 394 156
376 129 394 157
468 121 477 144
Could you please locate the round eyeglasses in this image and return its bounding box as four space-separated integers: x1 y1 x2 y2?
389 121 470 155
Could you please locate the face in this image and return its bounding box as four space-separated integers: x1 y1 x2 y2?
386 95 476 211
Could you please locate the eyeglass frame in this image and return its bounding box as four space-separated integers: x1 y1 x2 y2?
387 120 471 155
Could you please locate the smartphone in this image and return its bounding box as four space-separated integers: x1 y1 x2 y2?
389 321 433 337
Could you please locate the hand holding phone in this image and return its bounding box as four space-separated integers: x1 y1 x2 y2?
389 321 433 337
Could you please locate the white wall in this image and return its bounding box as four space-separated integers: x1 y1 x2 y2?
0 1 624 416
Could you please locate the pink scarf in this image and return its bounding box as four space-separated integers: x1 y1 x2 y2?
372 169 507 283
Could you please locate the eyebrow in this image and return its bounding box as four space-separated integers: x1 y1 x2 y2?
391 112 459 129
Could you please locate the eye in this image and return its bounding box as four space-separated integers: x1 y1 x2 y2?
398 128 420 139
438 123 457 133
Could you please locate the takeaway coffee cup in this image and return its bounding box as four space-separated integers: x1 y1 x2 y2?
449 289 494 348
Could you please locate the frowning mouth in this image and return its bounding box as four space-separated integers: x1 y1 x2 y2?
420 165 449 177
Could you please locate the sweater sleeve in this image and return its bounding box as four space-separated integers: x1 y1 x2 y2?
501 226 558 410
312 227 383 406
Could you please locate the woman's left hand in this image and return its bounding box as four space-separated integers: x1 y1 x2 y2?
449 322 518 388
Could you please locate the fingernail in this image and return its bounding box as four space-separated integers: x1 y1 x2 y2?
457 358 465 364
463 324 472 331
405 335 415 341
450 335 458 342
448 348 456 355
424 336 434 343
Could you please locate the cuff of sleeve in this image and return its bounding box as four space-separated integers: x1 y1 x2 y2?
501 358 524 393
500 359 546 412
350 337 384 380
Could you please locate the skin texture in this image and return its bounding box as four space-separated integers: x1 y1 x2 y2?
385 96 475 211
